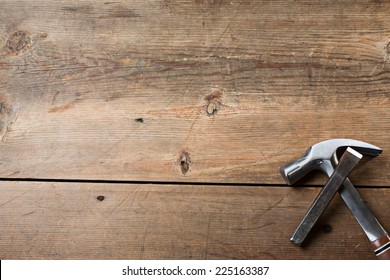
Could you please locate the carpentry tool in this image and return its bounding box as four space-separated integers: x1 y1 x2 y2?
280 138 390 259
290 147 362 245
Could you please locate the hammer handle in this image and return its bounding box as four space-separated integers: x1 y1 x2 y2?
372 234 390 259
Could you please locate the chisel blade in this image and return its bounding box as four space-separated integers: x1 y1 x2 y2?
291 147 362 245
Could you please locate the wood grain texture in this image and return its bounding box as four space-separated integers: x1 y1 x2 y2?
0 0 389 184
1 181 389 260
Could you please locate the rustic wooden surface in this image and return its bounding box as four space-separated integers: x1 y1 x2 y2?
0 0 390 184
0 0 390 259
1 181 390 260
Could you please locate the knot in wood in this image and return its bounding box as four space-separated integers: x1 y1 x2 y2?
205 90 222 116
6 31 31 53
179 151 191 175
206 101 220 116
0 99 12 142
386 41 390 56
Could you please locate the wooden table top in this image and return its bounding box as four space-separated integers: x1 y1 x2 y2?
0 0 389 259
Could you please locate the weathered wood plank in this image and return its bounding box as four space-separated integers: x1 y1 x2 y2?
1 181 389 259
0 0 390 184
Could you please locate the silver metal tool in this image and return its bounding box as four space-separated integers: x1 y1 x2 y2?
290 147 362 245
280 138 390 259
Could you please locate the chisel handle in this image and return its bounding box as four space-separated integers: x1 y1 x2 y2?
372 234 390 259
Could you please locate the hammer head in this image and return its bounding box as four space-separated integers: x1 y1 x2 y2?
280 138 382 185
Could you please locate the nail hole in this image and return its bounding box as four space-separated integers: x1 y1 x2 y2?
322 224 332 233
97 195 105 201
135 118 144 123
